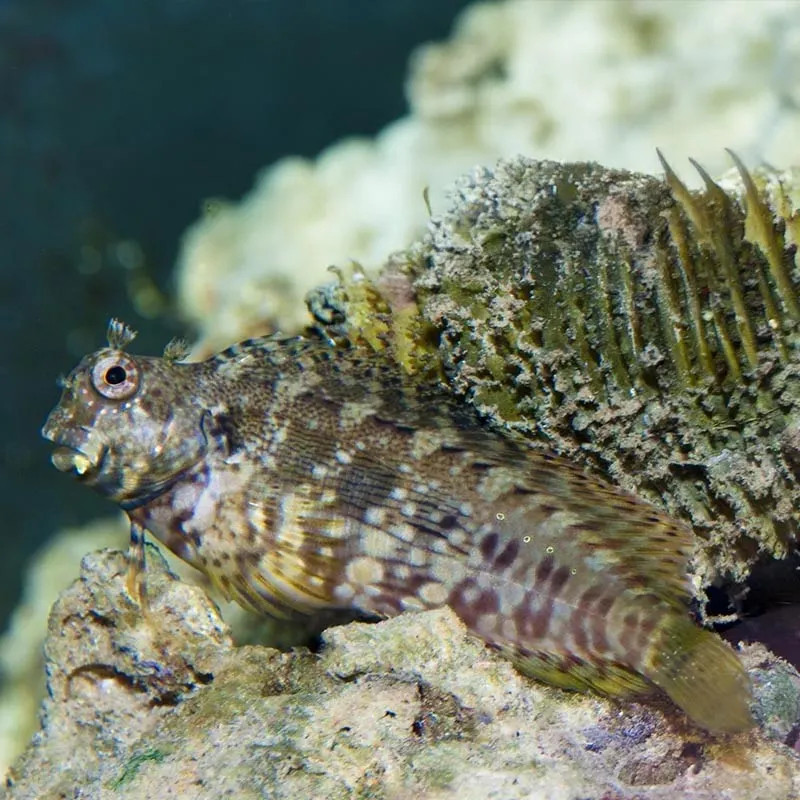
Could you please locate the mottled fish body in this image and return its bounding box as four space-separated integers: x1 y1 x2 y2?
42 320 752 732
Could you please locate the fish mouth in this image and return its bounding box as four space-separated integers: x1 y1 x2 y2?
50 443 98 476
42 420 106 478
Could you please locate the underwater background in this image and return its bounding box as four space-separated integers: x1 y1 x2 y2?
7 0 800 791
0 0 473 630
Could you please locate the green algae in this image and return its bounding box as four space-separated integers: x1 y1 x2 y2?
109 748 166 790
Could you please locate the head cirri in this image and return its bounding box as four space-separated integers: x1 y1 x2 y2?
41 319 209 506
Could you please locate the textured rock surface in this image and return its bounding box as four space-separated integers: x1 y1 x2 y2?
0 518 125 774
6 549 230 798
6 549 800 798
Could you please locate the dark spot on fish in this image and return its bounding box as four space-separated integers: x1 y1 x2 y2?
535 555 555 583
474 589 500 615
494 538 520 570
439 514 458 530
480 532 499 560
550 566 571 594
570 617 589 652
529 597 554 640
596 596 614 616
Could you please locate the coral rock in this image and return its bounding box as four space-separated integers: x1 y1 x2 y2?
6 549 800 798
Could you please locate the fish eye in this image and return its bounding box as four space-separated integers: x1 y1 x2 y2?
105 365 126 384
91 353 140 400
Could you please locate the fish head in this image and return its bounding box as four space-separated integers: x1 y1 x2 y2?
42 321 211 506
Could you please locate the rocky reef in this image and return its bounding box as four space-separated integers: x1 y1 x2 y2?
6 549 800 799
0 518 126 774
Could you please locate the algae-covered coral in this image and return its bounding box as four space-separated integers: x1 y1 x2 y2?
317 155 800 595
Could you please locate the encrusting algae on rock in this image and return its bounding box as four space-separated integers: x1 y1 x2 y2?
42 316 752 733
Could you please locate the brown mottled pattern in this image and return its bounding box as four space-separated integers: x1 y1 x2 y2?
42 321 753 733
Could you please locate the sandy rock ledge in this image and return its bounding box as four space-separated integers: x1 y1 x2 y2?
5 549 800 799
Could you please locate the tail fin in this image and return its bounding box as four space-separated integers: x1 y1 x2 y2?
647 613 754 733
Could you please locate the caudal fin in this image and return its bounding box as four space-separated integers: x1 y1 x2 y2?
647 613 753 733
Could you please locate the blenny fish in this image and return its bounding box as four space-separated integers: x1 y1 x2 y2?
42 319 753 733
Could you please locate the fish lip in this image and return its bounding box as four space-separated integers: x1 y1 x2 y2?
48 442 94 476
45 429 105 477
